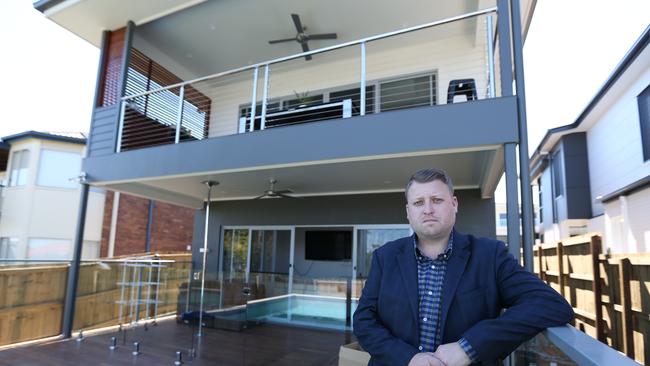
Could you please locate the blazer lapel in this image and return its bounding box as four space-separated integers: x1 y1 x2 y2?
439 230 471 337
397 237 419 325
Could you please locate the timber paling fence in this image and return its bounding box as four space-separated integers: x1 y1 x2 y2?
0 253 191 347
535 233 650 364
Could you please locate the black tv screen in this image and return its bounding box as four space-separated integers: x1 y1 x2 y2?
305 230 352 261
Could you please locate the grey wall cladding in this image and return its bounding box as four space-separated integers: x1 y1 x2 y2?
87 104 120 157
191 190 496 273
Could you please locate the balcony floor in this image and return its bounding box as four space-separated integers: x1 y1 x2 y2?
0 317 350 365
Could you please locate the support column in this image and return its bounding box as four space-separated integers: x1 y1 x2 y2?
510 0 534 272
504 143 520 260
145 200 154 252
496 0 513 96
62 179 90 338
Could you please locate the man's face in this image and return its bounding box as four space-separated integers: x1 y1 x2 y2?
405 180 458 241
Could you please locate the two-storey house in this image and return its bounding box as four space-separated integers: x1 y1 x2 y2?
34 0 537 336
530 26 650 253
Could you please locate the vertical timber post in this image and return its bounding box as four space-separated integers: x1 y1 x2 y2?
619 258 633 358
590 235 604 343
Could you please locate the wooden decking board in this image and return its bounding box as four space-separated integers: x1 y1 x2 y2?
0 319 350 365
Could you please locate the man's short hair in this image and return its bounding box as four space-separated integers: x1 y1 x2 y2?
405 168 454 201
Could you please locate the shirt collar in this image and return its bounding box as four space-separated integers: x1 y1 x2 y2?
413 230 454 261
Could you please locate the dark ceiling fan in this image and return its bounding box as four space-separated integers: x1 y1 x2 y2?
268 13 338 61
254 179 297 199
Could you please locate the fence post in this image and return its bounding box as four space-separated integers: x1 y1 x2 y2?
619 258 634 359
538 244 545 282
590 235 605 343
557 241 565 297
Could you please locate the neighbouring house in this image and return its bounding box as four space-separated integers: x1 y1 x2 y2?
33 0 537 333
494 201 540 243
529 26 650 253
0 131 194 260
0 131 104 260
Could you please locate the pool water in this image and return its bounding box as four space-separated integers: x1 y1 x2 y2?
245 295 359 330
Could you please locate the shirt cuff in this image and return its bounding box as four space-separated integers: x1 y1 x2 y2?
457 337 479 364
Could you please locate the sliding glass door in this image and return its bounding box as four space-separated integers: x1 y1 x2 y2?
353 227 411 298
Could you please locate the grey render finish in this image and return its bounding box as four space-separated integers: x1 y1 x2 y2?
191 190 495 273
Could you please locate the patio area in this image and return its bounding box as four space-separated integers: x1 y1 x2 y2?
0 316 351 366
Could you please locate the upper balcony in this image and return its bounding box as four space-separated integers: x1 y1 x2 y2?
36 1 535 207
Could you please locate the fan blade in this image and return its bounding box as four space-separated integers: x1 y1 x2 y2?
275 189 293 194
301 42 312 61
277 192 297 199
253 194 267 200
269 37 296 44
308 33 338 40
291 13 304 34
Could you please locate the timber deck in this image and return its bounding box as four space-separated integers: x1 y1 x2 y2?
0 318 352 366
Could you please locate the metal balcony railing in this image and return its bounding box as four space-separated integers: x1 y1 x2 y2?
509 325 641 365
116 7 501 152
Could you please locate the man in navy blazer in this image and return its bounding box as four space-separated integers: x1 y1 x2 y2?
353 168 574 366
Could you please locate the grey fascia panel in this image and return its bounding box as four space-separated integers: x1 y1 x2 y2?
83 97 519 183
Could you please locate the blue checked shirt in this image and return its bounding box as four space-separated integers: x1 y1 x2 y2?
414 233 479 363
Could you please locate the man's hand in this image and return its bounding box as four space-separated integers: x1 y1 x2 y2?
433 342 471 366
408 352 446 366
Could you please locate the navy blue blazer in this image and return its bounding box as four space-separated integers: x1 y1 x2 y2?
353 230 574 366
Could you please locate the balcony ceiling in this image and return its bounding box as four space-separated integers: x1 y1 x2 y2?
101 146 504 208
43 0 534 79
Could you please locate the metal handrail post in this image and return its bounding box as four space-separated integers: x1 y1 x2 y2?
360 42 366 116
153 260 161 322
198 181 218 336
118 261 127 325
145 262 153 320
130 261 138 324
249 66 259 132
116 101 126 153
174 86 185 144
184 262 193 314
486 15 496 98
260 65 270 130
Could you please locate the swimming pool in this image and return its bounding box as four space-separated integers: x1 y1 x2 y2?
248 294 358 329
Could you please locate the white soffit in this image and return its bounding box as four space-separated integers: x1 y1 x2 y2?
45 0 207 46
40 0 540 48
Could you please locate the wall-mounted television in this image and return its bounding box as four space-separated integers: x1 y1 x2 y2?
305 230 352 261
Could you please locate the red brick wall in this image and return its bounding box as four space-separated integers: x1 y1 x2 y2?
150 202 195 252
113 194 150 257
99 191 114 258
100 192 194 257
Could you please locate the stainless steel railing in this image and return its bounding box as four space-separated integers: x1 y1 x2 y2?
116 7 499 152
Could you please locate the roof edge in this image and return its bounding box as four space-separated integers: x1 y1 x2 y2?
1 130 87 145
33 0 67 13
